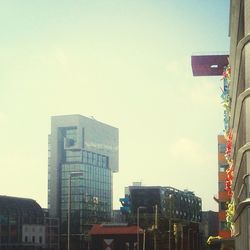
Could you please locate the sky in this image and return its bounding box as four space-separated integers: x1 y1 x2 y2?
0 0 230 211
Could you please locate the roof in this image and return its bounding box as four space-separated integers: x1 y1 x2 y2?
0 195 44 217
191 54 229 76
89 224 143 235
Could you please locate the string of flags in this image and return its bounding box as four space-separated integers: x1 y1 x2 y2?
221 65 235 233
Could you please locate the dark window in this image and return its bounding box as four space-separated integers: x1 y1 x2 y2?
32 236 35 243
220 202 228 211
220 221 228 230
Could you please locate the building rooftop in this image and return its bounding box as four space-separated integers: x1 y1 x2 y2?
89 224 143 235
0 195 44 218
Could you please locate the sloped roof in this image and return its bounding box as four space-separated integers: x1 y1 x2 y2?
0 195 44 217
89 224 143 235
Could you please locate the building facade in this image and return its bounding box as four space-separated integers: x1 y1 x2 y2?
200 211 219 250
128 186 202 223
121 186 202 250
44 216 59 250
48 114 119 248
0 195 45 250
228 0 250 249
217 135 231 238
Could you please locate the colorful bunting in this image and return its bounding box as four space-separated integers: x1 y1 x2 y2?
225 161 234 198
221 65 235 234
221 65 231 135
225 129 233 162
207 236 222 245
226 198 235 234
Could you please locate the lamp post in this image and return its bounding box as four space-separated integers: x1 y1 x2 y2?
168 194 173 250
187 228 192 250
153 204 158 250
68 172 83 250
143 229 146 250
137 206 146 250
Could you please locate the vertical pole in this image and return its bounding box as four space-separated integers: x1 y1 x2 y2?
169 219 171 250
175 224 177 250
193 232 195 250
181 225 183 250
137 208 139 250
68 176 71 250
188 229 191 250
154 205 158 250
143 230 146 250
196 232 199 250
168 195 172 250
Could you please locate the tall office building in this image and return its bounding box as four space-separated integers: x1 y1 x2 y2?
48 115 118 247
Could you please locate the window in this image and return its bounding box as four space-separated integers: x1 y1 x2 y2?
65 150 82 162
87 152 92 164
219 182 225 192
93 153 97 165
218 143 226 153
32 236 35 243
220 221 228 230
219 164 228 172
25 236 28 242
82 128 85 148
83 151 87 163
220 202 228 210
63 127 77 148
39 236 42 243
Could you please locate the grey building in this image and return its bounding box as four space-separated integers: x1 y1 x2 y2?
229 0 250 249
48 114 119 248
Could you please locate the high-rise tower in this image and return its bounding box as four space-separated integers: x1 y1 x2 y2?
48 115 118 248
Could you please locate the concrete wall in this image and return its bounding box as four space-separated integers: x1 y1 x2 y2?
229 0 250 249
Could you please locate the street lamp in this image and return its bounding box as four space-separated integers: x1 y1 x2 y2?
187 228 192 250
143 229 146 250
168 194 173 250
153 204 158 250
68 172 83 250
137 206 146 250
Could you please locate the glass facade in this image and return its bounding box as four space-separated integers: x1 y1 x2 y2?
60 150 112 233
129 186 202 222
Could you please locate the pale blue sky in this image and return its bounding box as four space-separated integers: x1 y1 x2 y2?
0 0 230 211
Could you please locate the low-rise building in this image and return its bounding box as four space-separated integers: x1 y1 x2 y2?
0 195 45 249
120 185 202 250
89 223 140 250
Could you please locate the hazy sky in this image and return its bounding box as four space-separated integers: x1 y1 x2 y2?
0 0 230 211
